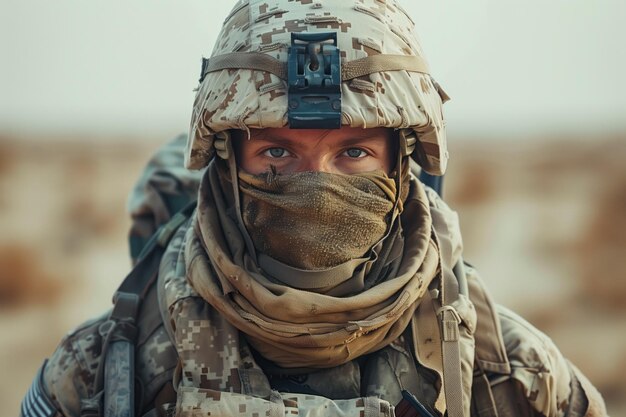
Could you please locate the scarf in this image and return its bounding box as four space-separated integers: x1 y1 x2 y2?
184 161 440 368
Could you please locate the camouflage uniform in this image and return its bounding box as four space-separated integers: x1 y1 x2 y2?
22 0 608 416
22 137 607 417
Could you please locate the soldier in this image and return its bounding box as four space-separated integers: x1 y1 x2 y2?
22 1 607 417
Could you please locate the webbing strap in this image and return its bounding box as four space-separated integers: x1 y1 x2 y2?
118 203 196 297
440 272 464 417
342 55 430 80
103 342 135 417
203 52 287 81
471 370 499 417
101 201 197 417
432 236 465 417
200 52 430 82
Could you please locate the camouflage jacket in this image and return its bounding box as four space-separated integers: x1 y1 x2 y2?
21 136 607 417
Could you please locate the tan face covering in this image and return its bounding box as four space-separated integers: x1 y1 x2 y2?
238 169 397 270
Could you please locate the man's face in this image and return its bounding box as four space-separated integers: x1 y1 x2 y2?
234 127 395 175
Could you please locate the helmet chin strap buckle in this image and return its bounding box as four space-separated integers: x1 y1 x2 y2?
398 129 417 157
287 32 342 129
213 130 232 160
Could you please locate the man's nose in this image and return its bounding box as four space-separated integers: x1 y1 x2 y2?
298 156 333 173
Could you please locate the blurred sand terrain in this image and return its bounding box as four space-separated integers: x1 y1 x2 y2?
1 135 625 415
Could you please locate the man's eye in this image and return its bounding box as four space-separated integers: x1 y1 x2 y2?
344 148 367 158
264 148 290 158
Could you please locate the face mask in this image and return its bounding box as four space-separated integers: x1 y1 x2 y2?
238 169 397 270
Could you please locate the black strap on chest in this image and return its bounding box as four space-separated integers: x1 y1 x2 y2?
86 202 196 417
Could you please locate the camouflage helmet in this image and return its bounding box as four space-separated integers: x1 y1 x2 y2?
186 0 450 175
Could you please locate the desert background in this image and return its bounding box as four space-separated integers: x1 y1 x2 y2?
2 133 625 415
2 1 625 416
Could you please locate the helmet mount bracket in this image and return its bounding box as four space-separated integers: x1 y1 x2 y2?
287 32 342 129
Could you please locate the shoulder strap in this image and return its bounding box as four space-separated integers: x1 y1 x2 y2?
429 207 466 417
438 258 465 417
412 159 470 417
89 201 196 417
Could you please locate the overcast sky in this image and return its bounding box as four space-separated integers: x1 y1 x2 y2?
1 0 625 140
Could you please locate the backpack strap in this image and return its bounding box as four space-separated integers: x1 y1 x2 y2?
414 159 470 417
87 201 196 417
438 259 465 417
471 362 499 417
430 209 467 417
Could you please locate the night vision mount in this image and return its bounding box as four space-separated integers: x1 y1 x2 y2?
287 32 342 129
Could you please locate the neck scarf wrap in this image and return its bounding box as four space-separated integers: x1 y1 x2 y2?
239 169 395 271
185 161 440 368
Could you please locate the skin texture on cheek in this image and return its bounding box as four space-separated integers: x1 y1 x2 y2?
233 127 396 175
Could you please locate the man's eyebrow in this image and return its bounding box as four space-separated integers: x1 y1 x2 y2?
334 135 389 146
251 135 298 147
255 132 388 146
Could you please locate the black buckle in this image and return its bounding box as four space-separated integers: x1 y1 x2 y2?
396 390 436 417
287 32 342 129
199 57 210 83
111 291 140 322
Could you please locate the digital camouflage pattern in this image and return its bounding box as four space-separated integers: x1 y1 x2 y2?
35 224 605 417
187 0 449 175
40 281 178 416
176 389 394 417
127 134 204 264
35 266 606 416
